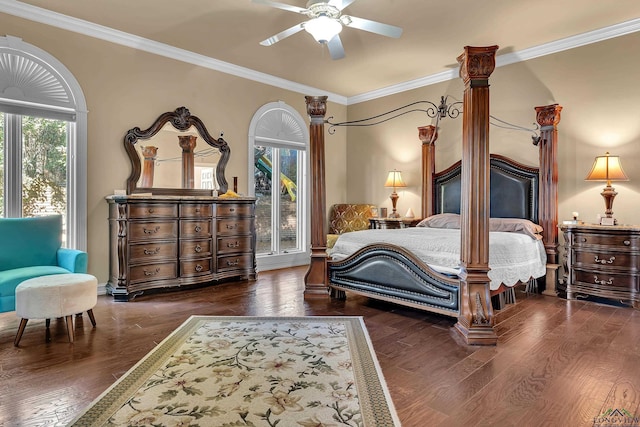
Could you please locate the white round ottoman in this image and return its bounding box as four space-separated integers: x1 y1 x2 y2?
14 273 98 346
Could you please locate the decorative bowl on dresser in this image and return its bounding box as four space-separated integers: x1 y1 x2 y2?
106 107 256 301
560 223 639 308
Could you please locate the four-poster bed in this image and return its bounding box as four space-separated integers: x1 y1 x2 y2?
304 45 562 345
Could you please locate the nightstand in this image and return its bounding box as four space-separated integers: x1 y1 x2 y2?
560 223 640 308
369 218 421 229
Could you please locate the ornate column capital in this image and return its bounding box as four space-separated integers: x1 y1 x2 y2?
305 96 328 123
457 45 499 85
418 125 438 145
535 104 563 128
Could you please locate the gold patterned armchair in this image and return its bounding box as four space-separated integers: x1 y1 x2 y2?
327 204 377 249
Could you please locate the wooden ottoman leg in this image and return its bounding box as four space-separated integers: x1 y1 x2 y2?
65 315 74 343
14 318 29 346
46 318 51 328
87 309 97 327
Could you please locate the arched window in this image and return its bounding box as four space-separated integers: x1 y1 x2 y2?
248 101 309 271
0 35 87 249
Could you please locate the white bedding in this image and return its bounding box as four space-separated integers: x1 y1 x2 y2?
328 227 547 290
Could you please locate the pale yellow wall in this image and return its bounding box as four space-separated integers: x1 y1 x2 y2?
346 32 640 229
0 14 347 284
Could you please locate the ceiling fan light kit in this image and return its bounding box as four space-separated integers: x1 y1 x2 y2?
254 0 402 59
304 15 342 43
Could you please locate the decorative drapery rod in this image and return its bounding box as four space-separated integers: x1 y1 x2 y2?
325 94 541 144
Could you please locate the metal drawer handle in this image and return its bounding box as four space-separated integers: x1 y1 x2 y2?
624 240 631 246
226 223 238 230
594 255 615 264
580 237 587 242
195 208 200 213
194 225 202 233
227 241 240 248
144 268 160 276
143 226 160 234
195 264 203 272
229 208 235 212
227 259 239 266
148 208 154 214
194 245 202 253
144 247 160 255
594 275 613 285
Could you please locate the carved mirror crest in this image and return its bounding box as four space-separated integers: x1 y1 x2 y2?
124 107 230 195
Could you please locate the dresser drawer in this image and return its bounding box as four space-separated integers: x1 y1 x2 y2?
129 204 177 219
217 253 254 272
129 220 178 241
571 232 639 250
573 269 638 291
129 261 177 284
180 239 213 258
217 236 253 255
180 203 212 218
216 218 252 235
180 219 212 238
574 249 639 271
180 258 213 277
129 241 178 263
217 203 254 218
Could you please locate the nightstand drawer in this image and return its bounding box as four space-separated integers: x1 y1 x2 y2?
573 269 638 291
574 250 639 271
571 233 639 250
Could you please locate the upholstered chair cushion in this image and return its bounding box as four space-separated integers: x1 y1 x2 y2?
327 204 376 249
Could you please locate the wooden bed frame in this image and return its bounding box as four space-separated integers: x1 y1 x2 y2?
303 46 562 345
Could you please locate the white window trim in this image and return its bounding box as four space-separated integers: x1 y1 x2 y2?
248 101 310 271
0 35 88 250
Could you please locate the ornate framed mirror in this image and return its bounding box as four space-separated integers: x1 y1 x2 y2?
124 106 230 195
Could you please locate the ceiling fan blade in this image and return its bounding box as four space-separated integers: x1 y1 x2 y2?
259 23 305 46
326 35 346 60
328 0 357 11
344 16 403 38
252 0 308 15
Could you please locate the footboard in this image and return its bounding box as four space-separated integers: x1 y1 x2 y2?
328 243 460 317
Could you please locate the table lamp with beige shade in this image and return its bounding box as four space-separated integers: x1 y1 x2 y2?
585 151 629 225
384 169 406 218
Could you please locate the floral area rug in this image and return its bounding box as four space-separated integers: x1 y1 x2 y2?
69 316 400 426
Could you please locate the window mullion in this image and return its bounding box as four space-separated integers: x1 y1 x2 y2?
4 114 22 217
271 147 281 254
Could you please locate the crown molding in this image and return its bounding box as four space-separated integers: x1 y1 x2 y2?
1 1 638 107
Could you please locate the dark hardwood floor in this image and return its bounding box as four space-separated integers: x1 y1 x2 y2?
0 266 639 426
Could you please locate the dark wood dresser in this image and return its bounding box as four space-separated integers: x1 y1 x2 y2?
106 195 256 301
560 223 639 308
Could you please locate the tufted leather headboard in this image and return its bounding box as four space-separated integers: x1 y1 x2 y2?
433 154 539 223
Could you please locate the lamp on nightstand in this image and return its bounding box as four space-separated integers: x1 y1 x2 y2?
384 169 406 218
585 152 629 225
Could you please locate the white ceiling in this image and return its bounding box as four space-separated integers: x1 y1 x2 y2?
2 0 640 103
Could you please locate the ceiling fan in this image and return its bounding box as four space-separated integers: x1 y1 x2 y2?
253 0 403 60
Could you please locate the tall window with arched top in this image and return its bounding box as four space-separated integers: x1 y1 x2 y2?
249 102 309 271
0 35 88 250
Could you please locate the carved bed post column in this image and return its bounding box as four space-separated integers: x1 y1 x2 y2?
178 135 197 189
535 104 562 296
419 125 438 218
304 96 330 297
454 45 499 346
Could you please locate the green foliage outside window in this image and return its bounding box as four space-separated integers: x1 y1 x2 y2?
21 116 67 216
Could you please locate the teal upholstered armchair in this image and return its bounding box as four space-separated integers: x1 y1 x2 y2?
0 215 88 313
